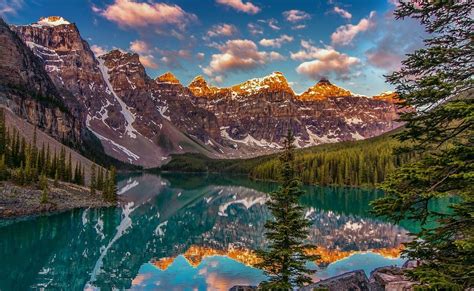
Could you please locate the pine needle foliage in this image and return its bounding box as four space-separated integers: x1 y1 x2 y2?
256 131 318 289
371 1 473 289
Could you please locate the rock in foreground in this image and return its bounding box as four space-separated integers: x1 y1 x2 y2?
230 263 422 290
300 269 370 291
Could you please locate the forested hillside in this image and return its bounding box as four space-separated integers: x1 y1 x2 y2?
161 129 417 188
250 131 415 187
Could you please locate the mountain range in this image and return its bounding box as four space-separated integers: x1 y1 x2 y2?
0 16 403 168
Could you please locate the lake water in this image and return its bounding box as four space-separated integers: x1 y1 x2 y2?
0 173 413 290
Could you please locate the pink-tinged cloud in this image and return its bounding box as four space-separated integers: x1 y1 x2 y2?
196 52 205 60
247 23 263 35
203 39 284 77
283 10 311 23
331 11 376 46
334 6 352 19
158 49 191 68
139 55 158 69
129 40 151 54
259 34 293 48
97 0 197 32
216 0 260 14
293 40 359 80
258 18 280 30
207 23 238 38
366 51 402 71
364 12 426 72
90 44 107 56
0 0 23 16
292 24 306 30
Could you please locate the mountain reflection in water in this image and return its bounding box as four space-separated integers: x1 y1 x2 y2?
0 173 412 290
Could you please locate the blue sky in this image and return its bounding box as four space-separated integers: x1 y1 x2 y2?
2 0 426 95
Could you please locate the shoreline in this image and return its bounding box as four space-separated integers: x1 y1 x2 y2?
0 180 115 220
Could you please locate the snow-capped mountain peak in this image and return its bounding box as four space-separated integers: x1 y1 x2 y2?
231 71 294 96
298 78 353 101
156 72 181 84
36 16 71 27
188 75 224 97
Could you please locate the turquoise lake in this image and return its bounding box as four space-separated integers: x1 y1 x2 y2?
0 173 421 290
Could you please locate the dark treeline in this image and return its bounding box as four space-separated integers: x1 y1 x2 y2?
250 133 417 187
0 109 85 187
90 163 117 203
0 109 117 203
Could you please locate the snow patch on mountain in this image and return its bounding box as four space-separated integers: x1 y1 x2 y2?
97 58 138 139
36 16 71 27
86 115 140 162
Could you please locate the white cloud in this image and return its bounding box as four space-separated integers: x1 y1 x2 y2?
139 55 158 69
334 6 352 19
248 23 263 35
292 24 306 30
216 0 260 14
91 45 107 56
129 40 151 54
0 0 23 16
259 34 293 48
331 11 376 46
196 52 205 60
283 10 311 23
158 49 191 68
207 23 238 38
258 18 280 30
96 0 197 34
365 12 426 72
293 40 360 80
203 39 284 77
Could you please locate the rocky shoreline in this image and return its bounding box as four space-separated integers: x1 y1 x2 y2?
230 261 421 291
0 180 115 219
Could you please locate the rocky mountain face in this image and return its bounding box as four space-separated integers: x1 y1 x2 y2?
0 18 82 145
98 50 221 162
189 74 402 157
7 16 404 167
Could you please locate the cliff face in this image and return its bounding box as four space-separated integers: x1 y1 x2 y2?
0 18 81 144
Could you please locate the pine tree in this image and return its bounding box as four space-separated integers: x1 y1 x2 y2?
256 131 317 289
81 165 85 186
59 147 66 180
54 169 59 187
45 144 51 177
39 174 48 204
90 164 96 195
108 166 117 202
371 2 473 289
0 154 7 180
51 150 57 178
0 109 6 156
66 152 72 182
97 166 104 191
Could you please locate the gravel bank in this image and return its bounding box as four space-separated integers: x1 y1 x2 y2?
0 180 115 219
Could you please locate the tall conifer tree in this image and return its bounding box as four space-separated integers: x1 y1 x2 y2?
257 131 317 289
371 2 473 289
